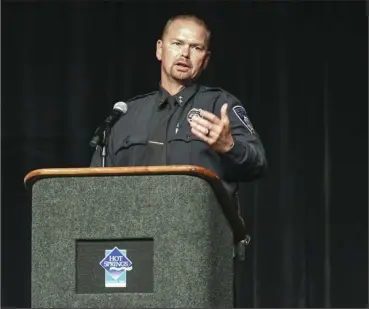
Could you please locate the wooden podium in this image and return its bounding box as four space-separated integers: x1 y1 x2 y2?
25 165 246 308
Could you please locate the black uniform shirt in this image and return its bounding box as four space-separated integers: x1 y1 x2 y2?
90 83 267 184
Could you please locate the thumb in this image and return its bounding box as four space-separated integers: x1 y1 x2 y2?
220 103 229 121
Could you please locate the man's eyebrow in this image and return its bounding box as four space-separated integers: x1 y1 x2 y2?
171 38 205 47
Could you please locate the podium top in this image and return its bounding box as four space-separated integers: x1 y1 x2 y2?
24 165 219 188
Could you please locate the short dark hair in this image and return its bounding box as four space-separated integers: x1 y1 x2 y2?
161 14 211 48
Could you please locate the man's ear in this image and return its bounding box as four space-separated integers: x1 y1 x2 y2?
156 40 163 61
203 50 211 70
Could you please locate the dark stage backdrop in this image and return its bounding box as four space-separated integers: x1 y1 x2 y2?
2 1 367 308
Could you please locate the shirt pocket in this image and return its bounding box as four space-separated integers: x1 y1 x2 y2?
168 131 210 165
114 134 148 166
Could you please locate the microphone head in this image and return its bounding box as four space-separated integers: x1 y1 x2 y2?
113 101 128 114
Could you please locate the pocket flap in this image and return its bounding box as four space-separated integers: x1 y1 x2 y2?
115 135 147 154
168 131 205 143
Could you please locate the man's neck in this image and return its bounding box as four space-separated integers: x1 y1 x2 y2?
160 82 185 96
160 76 192 96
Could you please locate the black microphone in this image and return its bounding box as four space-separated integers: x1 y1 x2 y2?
89 101 128 148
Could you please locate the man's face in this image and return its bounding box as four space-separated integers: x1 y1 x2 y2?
156 19 210 83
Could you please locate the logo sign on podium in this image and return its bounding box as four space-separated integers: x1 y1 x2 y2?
76 239 152 293
99 247 133 287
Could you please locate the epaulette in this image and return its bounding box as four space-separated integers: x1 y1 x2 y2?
200 86 240 101
199 86 224 93
126 91 157 103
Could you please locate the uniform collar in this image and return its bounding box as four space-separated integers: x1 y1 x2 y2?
158 82 199 108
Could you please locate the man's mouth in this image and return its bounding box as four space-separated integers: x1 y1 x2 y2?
175 62 190 68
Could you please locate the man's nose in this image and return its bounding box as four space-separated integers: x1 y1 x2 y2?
181 46 190 58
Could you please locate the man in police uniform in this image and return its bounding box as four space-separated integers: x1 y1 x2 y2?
91 13 267 306
91 14 267 184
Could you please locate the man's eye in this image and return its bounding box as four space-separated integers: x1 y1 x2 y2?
173 42 181 45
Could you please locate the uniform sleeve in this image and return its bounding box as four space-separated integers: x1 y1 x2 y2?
216 92 267 182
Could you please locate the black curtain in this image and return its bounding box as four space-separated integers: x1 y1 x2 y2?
2 1 367 308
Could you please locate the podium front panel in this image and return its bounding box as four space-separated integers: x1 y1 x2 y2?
31 174 234 308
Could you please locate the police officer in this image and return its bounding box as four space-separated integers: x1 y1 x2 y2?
91 14 267 186
91 14 266 307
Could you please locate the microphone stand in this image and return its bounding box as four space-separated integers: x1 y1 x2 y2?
100 127 111 167
90 102 128 166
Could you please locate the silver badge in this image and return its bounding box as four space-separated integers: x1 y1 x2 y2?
187 108 202 123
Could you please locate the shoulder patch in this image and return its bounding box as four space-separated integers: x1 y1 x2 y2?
232 105 255 134
126 91 157 103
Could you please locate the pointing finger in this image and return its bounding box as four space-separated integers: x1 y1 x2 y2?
220 103 228 120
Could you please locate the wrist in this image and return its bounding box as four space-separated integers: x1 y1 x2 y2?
224 138 235 153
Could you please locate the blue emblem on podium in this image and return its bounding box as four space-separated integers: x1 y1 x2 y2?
99 247 133 287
